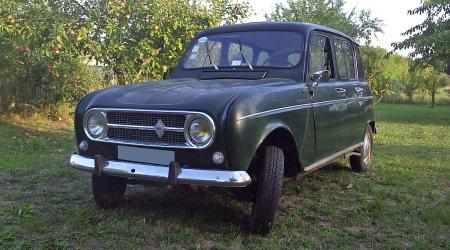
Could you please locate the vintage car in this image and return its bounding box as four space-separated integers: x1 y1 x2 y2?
70 22 376 234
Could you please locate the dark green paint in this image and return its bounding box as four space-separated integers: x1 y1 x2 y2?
74 22 375 173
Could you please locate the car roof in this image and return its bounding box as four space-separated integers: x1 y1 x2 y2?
197 22 358 45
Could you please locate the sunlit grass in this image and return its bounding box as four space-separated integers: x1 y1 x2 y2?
0 104 449 249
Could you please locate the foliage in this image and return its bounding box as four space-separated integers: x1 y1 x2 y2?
379 54 410 94
392 0 450 69
0 0 109 112
359 46 409 101
405 69 424 102
0 0 250 113
265 0 383 43
0 0 95 111
418 65 450 107
79 0 250 84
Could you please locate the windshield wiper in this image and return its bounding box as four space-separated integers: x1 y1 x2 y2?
238 40 253 71
204 41 219 71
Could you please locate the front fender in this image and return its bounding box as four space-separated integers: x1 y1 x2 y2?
227 116 298 171
225 82 312 171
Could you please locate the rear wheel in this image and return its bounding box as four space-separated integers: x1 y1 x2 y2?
350 125 373 172
92 174 127 209
249 146 284 234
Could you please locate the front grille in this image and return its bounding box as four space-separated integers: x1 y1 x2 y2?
107 128 186 145
107 112 186 128
105 110 188 147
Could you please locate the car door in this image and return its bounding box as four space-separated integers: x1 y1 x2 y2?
345 44 372 145
333 37 364 146
309 32 351 161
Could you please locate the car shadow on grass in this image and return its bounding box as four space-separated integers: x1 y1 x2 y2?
111 162 353 234
119 184 252 232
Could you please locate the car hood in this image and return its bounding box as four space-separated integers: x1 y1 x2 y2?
85 78 294 119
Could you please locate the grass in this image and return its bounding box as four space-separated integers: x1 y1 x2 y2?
1 104 449 249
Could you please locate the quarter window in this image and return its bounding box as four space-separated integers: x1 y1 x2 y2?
334 39 355 80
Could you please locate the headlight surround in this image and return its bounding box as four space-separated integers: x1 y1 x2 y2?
185 114 215 147
83 110 107 139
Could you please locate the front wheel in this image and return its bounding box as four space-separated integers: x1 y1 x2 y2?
350 125 373 172
92 174 127 209
249 146 284 234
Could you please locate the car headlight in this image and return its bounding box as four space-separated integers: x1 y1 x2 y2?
83 110 107 139
185 114 215 147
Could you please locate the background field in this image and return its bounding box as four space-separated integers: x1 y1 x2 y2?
0 103 449 249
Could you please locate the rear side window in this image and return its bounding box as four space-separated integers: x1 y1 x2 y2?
334 39 355 80
309 34 335 79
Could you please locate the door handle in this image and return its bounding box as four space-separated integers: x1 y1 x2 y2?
335 88 347 95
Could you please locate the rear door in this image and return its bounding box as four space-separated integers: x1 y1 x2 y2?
309 32 351 161
333 37 365 146
345 44 372 145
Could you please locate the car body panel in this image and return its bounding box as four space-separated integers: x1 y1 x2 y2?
226 81 315 170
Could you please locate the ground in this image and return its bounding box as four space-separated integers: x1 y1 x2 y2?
0 103 449 249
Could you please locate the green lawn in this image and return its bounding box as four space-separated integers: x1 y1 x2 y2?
1 104 449 249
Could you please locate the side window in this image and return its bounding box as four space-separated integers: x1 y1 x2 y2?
334 39 355 80
355 47 365 81
309 34 335 79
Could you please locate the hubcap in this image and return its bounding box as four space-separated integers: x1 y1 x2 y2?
363 132 371 165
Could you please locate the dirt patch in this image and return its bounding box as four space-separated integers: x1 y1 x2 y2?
280 195 302 209
82 237 105 249
0 172 11 184
346 226 370 234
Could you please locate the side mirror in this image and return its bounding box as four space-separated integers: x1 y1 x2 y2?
163 67 174 80
310 70 330 87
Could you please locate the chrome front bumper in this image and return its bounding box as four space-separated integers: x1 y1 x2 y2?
69 154 251 187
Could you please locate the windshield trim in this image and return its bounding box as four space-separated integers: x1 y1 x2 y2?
181 30 304 70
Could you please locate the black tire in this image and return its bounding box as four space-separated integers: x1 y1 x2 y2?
92 174 127 209
350 125 373 172
249 146 284 234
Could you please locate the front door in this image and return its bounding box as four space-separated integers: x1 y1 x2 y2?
309 33 352 161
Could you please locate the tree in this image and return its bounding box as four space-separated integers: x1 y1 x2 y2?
380 54 410 94
0 0 250 112
359 46 411 102
0 0 94 111
420 66 450 107
81 0 250 84
392 0 449 69
265 0 383 43
405 69 423 102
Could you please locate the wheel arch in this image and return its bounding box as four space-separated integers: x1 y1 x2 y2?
249 122 301 177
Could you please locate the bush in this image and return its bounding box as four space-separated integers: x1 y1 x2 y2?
0 0 250 116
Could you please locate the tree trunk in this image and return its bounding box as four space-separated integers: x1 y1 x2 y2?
113 66 126 85
447 61 450 75
406 89 413 103
431 89 436 108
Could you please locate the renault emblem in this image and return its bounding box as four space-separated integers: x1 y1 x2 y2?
155 119 165 138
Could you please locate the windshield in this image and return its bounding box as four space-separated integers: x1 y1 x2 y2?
182 31 303 69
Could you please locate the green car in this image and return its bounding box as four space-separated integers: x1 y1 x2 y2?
70 22 376 234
